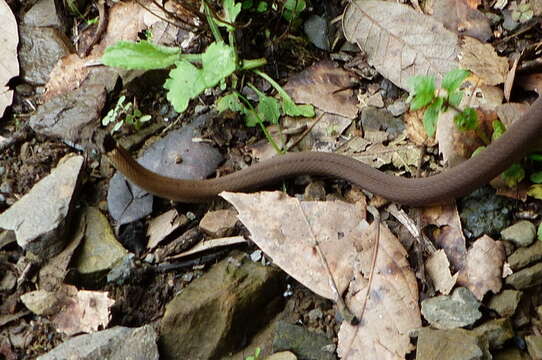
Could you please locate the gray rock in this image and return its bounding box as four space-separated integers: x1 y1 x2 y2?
37 325 158 360
508 240 542 270
73 207 128 283
199 209 238 238
0 155 83 258
472 318 514 350
526 335 542 360
303 15 330 51
487 289 522 317
421 287 482 329
360 107 405 139
505 262 542 289
387 100 409 116
159 252 284 360
416 328 491 360
494 348 530 360
18 25 73 85
22 0 66 30
501 221 536 247
266 351 298 360
272 321 335 360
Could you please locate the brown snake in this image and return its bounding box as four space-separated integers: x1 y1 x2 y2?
102 97 542 206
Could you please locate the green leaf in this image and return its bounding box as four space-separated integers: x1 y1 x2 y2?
282 99 315 117
448 90 463 107
501 163 525 187
408 76 436 111
453 108 478 131
442 69 470 93
164 42 237 113
492 120 506 141
257 94 280 124
529 153 542 162
102 40 181 70
216 93 245 113
471 146 486 157
283 0 306 21
222 0 242 24
528 184 542 200
423 97 444 137
256 1 268 12
530 171 542 184
242 0 253 9
244 109 260 127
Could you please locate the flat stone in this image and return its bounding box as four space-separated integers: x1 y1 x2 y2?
494 348 530 360
22 0 66 29
487 290 522 317
266 351 297 360
508 240 542 270
421 287 482 329
272 321 335 360
73 207 128 282
505 262 542 289
199 209 238 238
501 221 536 247
159 252 283 360
526 335 542 360
37 325 158 360
0 155 83 258
472 318 514 350
416 328 491 360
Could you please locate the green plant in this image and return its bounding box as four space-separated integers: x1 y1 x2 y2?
283 0 306 22
102 0 314 153
244 347 261 360
102 95 151 133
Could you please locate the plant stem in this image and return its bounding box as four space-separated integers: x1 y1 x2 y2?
253 69 292 102
240 58 267 70
203 1 224 43
234 91 284 154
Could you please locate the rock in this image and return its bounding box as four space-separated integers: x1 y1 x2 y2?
526 335 542 360
37 325 158 360
415 328 491 360
303 15 330 51
159 252 284 360
266 351 298 360
360 106 405 139
508 240 542 270
472 318 514 350
494 348 530 360
20 290 60 316
272 321 335 360
487 290 522 317
501 221 536 247
22 0 66 29
73 207 128 283
18 25 73 85
0 269 16 291
387 100 408 116
459 186 512 238
199 209 238 238
420 287 482 329
505 262 542 289
304 181 326 201
0 155 84 258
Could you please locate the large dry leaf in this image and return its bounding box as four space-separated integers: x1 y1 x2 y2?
432 0 492 42
459 36 509 86
221 191 365 300
426 249 457 295
337 222 421 360
343 0 459 90
457 235 505 300
0 0 19 118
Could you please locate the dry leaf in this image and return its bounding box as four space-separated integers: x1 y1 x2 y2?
422 204 467 272
170 236 247 259
457 235 505 300
504 56 519 101
221 191 365 300
337 222 421 360
517 73 542 94
426 249 458 295
283 60 358 118
0 0 19 118
459 36 508 86
147 209 188 249
404 110 437 147
432 0 491 42
343 0 459 91
51 285 114 336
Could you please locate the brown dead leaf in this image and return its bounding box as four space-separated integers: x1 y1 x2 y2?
338 222 421 360
504 56 519 101
426 249 458 295
404 110 437 147
432 0 491 42
457 235 505 300
459 36 509 86
221 191 365 300
51 285 114 336
343 0 459 91
283 60 358 118
147 209 188 249
422 204 467 272
0 0 19 118
45 1 149 100
495 102 529 127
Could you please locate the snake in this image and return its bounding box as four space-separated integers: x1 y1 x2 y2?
101 97 542 206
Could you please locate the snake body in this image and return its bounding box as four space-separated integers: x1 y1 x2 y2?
103 97 542 206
